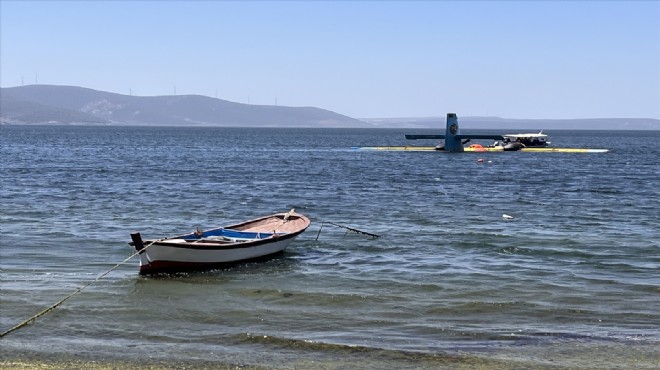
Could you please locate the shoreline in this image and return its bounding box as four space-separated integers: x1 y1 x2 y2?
2 342 659 369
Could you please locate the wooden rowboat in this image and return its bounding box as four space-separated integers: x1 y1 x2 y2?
130 210 310 275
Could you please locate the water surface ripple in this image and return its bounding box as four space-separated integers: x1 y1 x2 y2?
1 126 659 368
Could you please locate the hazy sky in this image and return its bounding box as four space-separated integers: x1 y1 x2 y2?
1 1 658 119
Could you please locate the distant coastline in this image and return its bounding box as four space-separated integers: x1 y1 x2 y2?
2 84 658 130
361 116 660 131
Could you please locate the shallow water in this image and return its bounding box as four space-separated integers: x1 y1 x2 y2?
1 126 659 368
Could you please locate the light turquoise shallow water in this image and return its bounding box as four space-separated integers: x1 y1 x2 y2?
1 126 659 368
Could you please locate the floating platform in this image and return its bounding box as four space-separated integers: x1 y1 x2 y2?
354 146 608 153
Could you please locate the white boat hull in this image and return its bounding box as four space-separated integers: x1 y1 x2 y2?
139 236 296 274
131 211 310 275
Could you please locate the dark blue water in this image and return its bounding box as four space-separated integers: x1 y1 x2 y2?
1 125 659 368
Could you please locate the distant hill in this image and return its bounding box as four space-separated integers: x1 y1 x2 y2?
2 85 658 129
362 116 660 130
0 85 366 127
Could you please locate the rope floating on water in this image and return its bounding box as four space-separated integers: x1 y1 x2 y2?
0 238 157 338
314 220 380 240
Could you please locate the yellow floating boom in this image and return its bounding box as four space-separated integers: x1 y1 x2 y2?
356 146 608 153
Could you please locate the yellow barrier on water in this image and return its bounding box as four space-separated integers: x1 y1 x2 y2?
356 146 608 153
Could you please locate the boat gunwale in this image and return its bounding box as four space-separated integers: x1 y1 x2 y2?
144 229 305 250
137 212 311 251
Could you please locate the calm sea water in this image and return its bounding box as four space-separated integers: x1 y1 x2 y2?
1 125 659 368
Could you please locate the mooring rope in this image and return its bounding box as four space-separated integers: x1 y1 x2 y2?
314 220 380 240
0 239 158 338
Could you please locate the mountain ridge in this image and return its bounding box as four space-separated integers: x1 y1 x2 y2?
0 85 365 127
361 116 660 130
1 85 658 129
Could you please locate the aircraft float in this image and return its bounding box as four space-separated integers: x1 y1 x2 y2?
357 113 608 153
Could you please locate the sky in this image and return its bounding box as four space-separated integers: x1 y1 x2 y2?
1 0 659 120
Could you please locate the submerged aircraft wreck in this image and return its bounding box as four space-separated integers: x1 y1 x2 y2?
357 113 608 153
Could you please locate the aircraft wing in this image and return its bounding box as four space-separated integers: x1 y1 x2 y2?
455 134 504 140
404 134 445 140
405 134 504 140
